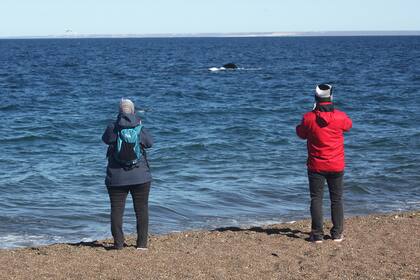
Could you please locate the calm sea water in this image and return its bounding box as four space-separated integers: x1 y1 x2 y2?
0 36 419 248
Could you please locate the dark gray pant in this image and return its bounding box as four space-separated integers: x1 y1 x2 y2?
107 182 151 248
308 171 344 240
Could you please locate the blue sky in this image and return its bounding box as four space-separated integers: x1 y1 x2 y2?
1 0 419 36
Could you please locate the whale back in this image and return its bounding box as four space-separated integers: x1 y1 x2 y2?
223 63 237 69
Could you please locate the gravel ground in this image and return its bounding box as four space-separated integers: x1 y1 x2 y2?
0 211 418 280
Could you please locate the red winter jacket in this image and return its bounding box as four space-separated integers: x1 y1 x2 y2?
296 102 352 172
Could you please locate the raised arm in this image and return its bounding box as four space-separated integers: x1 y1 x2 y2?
102 123 117 145
296 118 308 139
140 127 153 148
342 113 353 132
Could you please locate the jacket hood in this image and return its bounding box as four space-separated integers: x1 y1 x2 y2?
116 113 141 128
314 102 335 128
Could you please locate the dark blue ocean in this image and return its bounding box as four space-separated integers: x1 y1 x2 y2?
0 36 419 249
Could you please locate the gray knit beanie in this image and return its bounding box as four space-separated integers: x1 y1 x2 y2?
119 98 135 114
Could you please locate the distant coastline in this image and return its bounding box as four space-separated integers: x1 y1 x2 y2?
1 30 420 39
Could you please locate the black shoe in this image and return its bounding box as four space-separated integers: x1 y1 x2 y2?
332 235 344 242
309 234 323 244
109 242 126 250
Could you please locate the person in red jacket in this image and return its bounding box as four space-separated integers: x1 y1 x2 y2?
296 84 352 243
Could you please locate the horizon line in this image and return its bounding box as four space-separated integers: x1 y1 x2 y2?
1 30 420 39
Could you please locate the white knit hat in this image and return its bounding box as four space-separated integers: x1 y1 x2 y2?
119 98 135 114
315 84 333 102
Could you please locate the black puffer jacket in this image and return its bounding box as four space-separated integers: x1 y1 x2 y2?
102 113 153 187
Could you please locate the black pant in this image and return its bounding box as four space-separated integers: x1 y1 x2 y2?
308 171 344 239
107 182 151 248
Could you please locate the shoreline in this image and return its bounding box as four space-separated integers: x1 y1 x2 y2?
0 211 419 279
0 210 413 250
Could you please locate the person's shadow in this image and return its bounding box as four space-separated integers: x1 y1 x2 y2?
68 241 132 251
69 226 314 250
213 226 310 240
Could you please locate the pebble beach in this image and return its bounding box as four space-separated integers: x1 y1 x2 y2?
1 211 418 280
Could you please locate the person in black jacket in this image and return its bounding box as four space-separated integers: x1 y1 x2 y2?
102 98 153 250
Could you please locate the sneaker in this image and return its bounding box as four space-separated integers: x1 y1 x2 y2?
332 235 344 242
136 247 148 251
108 242 127 250
309 235 323 244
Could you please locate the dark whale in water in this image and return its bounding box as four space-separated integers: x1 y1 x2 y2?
208 63 238 72
223 63 238 69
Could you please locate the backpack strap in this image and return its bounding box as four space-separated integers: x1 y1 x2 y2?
134 124 143 134
136 125 151 169
134 125 152 169
134 125 143 160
